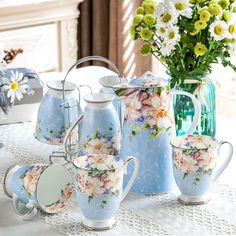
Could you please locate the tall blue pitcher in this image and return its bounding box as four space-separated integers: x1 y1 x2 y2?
112 72 201 194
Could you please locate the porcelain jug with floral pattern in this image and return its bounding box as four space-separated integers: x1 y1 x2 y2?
64 93 121 157
113 72 201 194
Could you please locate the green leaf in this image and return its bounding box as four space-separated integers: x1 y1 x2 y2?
183 173 188 179
132 130 136 136
144 123 151 129
88 196 93 203
135 124 141 132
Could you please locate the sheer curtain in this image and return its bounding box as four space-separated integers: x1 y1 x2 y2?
78 0 151 78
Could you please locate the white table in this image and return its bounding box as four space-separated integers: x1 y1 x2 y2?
0 118 236 236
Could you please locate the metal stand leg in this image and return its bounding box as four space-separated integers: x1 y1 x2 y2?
48 144 77 165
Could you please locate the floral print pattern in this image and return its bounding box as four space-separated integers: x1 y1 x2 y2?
35 118 68 145
171 135 217 185
45 183 73 214
115 87 174 138
171 134 213 149
20 165 47 197
82 127 121 155
74 154 124 208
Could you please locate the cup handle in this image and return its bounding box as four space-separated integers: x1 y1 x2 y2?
63 113 84 156
120 156 139 202
12 194 38 220
173 90 201 135
214 141 233 181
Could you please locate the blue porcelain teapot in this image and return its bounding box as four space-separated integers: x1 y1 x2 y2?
112 72 201 194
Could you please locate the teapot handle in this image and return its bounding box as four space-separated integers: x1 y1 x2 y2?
173 90 201 135
63 114 84 156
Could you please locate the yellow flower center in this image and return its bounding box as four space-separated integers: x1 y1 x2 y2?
231 38 236 43
168 31 175 39
160 27 166 33
229 25 235 34
162 14 171 23
175 2 186 11
214 25 223 36
10 81 19 91
194 43 207 56
94 143 102 150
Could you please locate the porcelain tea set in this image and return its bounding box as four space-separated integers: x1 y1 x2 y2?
3 56 234 230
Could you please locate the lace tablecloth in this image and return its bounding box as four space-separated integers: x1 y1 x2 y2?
1 122 236 235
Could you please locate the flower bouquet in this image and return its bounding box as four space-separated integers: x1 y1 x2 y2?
130 0 236 136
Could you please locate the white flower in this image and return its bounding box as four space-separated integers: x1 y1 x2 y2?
85 138 112 155
111 132 121 151
171 0 193 18
2 71 29 103
163 25 180 46
156 2 178 26
160 41 176 57
209 20 229 41
229 38 236 51
155 24 168 37
104 170 123 192
123 97 142 120
142 91 173 129
227 20 236 39
23 166 46 196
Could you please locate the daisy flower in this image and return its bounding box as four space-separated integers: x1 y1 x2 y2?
155 24 168 38
209 20 229 41
160 41 176 57
163 25 180 46
156 2 178 26
227 20 236 39
2 71 29 103
229 38 236 51
171 0 193 18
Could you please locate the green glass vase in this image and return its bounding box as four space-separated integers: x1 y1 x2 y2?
172 73 216 137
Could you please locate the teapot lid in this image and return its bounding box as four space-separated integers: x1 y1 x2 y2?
47 80 76 92
129 71 167 88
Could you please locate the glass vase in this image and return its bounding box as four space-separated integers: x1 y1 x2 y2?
171 73 216 137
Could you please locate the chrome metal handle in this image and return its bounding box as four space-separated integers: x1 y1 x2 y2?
62 56 122 100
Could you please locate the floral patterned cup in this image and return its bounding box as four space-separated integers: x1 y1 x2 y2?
73 154 139 230
171 135 233 204
3 164 73 220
